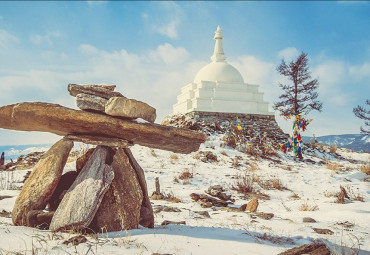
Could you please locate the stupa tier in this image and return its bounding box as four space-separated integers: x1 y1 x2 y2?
173 26 273 116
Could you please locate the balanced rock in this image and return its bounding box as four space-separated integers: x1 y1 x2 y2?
68 84 123 99
12 138 73 226
105 97 157 123
76 93 108 112
50 146 115 231
0 102 205 154
91 148 143 232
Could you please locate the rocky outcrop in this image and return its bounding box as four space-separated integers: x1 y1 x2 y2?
49 146 115 231
91 148 143 232
12 139 73 226
105 97 156 123
0 102 205 154
245 198 259 212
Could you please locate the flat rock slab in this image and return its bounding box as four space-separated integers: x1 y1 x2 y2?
68 84 123 99
65 134 132 148
76 93 108 112
105 97 156 123
91 148 143 232
12 138 73 226
0 102 206 153
50 146 114 231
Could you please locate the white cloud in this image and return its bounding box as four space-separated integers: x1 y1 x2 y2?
148 2 183 39
29 31 61 46
0 29 18 48
79 44 99 55
312 60 347 94
349 62 370 80
149 43 189 65
277 47 300 62
155 19 180 39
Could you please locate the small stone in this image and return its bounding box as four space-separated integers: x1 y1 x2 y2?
161 220 186 226
303 217 317 223
245 198 258 212
312 228 334 235
105 97 157 123
194 211 211 218
254 212 274 220
154 205 181 213
76 93 108 112
62 235 87 246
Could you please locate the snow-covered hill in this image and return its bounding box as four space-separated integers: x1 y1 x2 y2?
303 134 370 152
0 136 369 254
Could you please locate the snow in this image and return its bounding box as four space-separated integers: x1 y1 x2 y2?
0 135 369 254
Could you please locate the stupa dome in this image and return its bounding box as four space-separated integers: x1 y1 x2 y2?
194 61 244 83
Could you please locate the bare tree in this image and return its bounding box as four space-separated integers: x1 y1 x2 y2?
353 99 370 134
274 52 323 116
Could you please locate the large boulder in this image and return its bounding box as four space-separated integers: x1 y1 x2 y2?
124 148 154 228
105 97 156 123
49 146 114 231
91 148 143 232
0 102 205 154
12 138 73 226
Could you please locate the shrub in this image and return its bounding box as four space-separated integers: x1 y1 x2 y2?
232 174 254 196
299 201 319 211
329 144 338 153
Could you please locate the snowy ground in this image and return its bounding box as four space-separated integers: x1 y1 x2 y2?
0 135 369 255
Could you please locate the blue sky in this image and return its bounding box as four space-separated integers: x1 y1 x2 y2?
0 1 369 145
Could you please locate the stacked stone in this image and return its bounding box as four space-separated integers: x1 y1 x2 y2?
68 84 156 123
0 84 206 232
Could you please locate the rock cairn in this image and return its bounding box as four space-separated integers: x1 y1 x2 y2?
0 84 206 232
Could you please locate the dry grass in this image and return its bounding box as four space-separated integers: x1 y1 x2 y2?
299 201 319 211
324 191 336 198
163 192 182 203
360 164 370 175
257 177 288 191
170 154 179 164
150 149 157 157
193 153 201 160
221 150 229 156
232 174 255 196
345 185 365 202
326 161 343 171
175 168 194 185
232 158 240 168
289 192 300 200
254 233 295 245
248 163 259 171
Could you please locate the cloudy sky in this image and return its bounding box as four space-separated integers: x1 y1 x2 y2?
0 1 369 145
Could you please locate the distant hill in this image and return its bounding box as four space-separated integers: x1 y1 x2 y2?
302 134 369 152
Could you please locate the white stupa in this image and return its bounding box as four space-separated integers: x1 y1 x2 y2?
173 26 273 116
